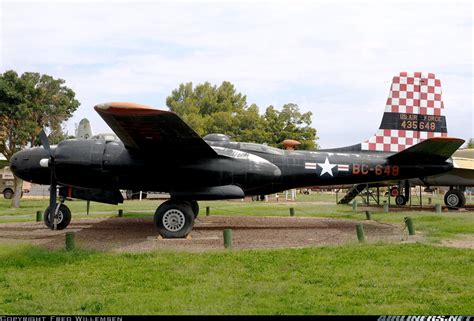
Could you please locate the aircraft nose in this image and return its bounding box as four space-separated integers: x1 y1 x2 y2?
10 150 30 180
10 148 51 184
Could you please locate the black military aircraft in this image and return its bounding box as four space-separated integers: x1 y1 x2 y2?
10 72 464 238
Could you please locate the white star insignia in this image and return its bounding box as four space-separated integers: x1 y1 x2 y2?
317 157 336 177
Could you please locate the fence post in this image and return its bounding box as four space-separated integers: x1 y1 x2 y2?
365 211 372 220
356 224 365 242
223 229 232 248
65 232 75 251
404 217 415 235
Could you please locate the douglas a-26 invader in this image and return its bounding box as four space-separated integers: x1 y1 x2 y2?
10 72 464 238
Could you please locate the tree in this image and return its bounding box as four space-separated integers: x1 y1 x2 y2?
264 103 318 150
166 81 318 148
467 138 474 149
0 70 79 208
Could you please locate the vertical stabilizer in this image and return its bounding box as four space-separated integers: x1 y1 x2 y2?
361 72 447 152
76 118 93 139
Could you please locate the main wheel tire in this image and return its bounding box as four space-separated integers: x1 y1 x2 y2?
444 190 466 208
44 204 72 230
154 201 194 238
3 188 14 199
185 200 199 219
395 195 407 206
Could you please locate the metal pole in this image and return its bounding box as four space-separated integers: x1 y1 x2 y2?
36 210 42 222
289 208 295 216
366 184 369 205
377 187 380 205
118 209 123 217
86 200 90 215
420 186 422 207
206 206 210 216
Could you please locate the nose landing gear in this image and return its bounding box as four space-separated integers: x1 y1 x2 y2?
44 202 72 230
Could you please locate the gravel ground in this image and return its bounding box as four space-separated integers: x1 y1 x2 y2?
0 215 421 252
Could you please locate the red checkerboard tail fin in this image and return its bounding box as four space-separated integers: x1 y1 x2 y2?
361 72 447 153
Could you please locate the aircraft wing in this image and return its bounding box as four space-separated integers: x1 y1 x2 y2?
94 102 217 158
388 137 465 164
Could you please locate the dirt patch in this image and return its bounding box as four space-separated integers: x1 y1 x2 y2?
440 235 474 249
0 215 421 252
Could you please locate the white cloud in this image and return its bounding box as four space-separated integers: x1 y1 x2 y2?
1 0 472 146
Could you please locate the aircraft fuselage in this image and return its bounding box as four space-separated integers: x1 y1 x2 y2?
10 138 453 202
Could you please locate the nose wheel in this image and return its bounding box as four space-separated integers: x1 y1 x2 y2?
44 203 72 230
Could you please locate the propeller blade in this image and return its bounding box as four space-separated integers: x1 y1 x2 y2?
38 129 57 229
39 130 51 156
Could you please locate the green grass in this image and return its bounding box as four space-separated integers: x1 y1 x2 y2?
0 243 472 315
0 194 473 315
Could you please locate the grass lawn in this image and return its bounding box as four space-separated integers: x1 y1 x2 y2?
0 194 472 315
0 243 472 315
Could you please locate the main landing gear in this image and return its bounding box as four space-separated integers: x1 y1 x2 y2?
390 181 410 206
154 199 198 238
444 188 466 208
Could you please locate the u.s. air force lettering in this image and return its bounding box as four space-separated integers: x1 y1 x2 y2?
380 112 447 133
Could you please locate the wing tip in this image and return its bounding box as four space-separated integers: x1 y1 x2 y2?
427 137 465 145
94 102 156 111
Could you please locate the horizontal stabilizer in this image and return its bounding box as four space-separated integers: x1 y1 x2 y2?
387 137 464 164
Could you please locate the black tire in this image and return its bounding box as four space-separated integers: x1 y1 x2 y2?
154 201 194 238
3 188 14 199
185 200 199 219
44 204 72 230
444 190 466 208
395 195 407 206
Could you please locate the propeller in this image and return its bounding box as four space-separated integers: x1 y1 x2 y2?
39 129 58 230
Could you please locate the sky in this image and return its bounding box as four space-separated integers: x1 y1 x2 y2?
1 0 472 148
